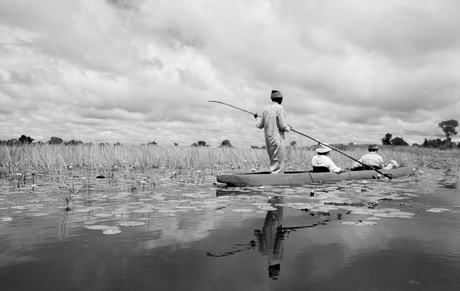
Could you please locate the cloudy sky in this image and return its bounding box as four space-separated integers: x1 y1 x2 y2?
1 0 459 147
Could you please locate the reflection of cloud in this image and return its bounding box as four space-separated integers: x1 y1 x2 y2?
0 211 78 268
1 1 460 146
0 253 38 268
141 212 255 250
142 218 212 249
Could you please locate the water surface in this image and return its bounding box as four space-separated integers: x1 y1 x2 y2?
1 166 459 290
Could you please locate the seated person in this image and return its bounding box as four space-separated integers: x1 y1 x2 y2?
311 145 346 173
352 144 385 170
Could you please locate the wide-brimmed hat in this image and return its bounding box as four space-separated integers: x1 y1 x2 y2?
316 145 331 154
368 144 379 150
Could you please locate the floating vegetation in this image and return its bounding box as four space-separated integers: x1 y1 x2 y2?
257 206 277 211
74 208 92 213
119 221 146 227
426 208 450 213
26 212 50 217
84 224 122 235
391 211 415 216
0 151 456 249
342 220 378 226
157 209 178 214
251 202 272 206
93 213 113 218
85 225 113 230
182 193 212 198
103 228 122 235
231 209 255 213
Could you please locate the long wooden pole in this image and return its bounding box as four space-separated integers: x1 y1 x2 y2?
208 100 392 180
208 100 256 116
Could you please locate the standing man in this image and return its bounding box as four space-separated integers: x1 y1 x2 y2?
255 90 291 174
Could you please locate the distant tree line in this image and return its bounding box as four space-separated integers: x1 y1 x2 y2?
380 119 459 149
188 140 235 148
2 119 458 149
0 136 119 146
381 133 409 146
190 141 209 147
421 119 459 149
0 136 174 147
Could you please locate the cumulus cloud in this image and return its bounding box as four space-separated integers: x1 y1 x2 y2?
0 0 459 146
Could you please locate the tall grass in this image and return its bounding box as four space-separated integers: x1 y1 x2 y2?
0 144 451 178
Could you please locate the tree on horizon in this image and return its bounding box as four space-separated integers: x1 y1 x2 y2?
390 136 408 146
19 135 33 144
381 133 392 145
220 140 232 148
438 119 458 141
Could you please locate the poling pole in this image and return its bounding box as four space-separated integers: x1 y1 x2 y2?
208 100 392 179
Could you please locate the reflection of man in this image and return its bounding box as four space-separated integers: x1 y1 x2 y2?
254 196 287 280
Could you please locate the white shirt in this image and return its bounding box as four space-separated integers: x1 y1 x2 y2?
311 155 342 173
353 152 384 168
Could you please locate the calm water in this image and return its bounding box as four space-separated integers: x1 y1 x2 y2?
1 166 459 291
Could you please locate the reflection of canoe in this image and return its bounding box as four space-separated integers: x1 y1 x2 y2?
217 167 417 186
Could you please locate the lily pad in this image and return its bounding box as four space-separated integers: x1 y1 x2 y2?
92 213 113 218
389 211 415 216
157 209 178 214
103 228 121 235
231 209 255 213
182 193 211 198
119 221 146 227
373 213 397 217
343 220 378 226
427 208 450 213
85 225 112 230
174 206 197 210
26 212 50 217
74 208 92 213
258 206 277 211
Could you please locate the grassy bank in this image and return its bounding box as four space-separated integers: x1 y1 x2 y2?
1 144 449 179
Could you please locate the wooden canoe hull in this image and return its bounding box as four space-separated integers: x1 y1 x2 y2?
216 167 417 186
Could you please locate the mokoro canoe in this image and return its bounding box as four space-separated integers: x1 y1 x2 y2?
216 166 417 186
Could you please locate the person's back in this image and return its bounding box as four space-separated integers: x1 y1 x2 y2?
311 146 344 173
353 144 384 170
258 102 287 138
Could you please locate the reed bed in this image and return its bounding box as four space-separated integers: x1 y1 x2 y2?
0 144 453 180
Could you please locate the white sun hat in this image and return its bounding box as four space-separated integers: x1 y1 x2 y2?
316 145 332 154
